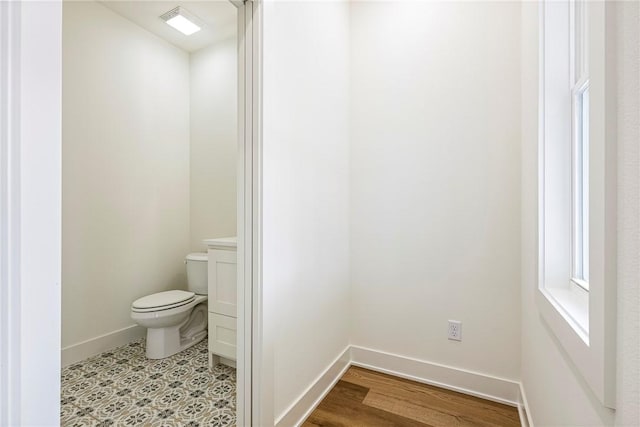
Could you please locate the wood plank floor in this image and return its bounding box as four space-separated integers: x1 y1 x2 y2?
302 367 520 427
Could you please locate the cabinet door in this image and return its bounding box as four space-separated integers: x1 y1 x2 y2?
208 249 237 317
208 313 237 361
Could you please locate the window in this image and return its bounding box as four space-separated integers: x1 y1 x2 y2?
570 0 589 291
538 0 616 408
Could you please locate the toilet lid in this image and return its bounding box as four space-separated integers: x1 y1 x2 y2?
132 290 195 310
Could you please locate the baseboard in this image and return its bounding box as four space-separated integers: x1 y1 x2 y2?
350 345 521 407
275 346 351 427
62 324 145 367
518 382 534 427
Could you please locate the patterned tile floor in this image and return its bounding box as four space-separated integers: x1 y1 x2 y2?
61 338 236 426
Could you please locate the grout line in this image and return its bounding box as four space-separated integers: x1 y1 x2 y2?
66 401 101 423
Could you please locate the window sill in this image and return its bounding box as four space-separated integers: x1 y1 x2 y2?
543 284 589 344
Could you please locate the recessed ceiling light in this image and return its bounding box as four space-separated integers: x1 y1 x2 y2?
160 7 202 36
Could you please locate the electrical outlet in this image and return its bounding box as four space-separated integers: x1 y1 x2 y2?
448 320 462 341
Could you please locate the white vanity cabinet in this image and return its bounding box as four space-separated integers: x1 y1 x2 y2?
203 237 237 368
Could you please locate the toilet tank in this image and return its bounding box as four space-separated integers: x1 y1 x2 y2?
185 253 208 295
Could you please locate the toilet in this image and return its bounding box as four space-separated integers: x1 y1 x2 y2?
131 253 208 359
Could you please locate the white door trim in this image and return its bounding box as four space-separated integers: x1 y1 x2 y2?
234 1 267 425
0 1 63 425
0 1 23 424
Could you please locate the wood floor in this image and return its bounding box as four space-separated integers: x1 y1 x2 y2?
303 367 520 427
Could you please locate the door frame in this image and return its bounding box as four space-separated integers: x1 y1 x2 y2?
1 1 63 424
0 0 265 425
233 1 265 425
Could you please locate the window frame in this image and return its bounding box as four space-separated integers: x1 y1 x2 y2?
537 0 616 409
570 0 590 291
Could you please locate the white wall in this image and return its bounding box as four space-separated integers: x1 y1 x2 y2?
349 2 522 381
615 3 640 423
262 0 351 421
62 1 191 350
520 2 640 425
189 37 237 252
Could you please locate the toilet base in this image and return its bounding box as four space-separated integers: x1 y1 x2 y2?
145 303 208 359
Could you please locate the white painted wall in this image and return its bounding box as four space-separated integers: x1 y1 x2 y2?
62 1 191 350
349 2 522 381
520 2 640 425
189 37 237 252
262 0 351 421
615 3 640 423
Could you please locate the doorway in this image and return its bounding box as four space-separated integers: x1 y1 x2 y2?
0 0 262 425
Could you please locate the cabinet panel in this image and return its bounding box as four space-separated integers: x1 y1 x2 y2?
207 249 237 317
208 313 237 361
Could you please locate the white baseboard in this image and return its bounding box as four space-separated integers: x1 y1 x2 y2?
350 345 521 407
276 344 525 427
518 382 534 427
275 346 351 427
62 324 145 367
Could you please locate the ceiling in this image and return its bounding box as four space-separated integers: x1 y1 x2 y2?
99 1 237 53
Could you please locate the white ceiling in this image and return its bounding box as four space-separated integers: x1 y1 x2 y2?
99 1 237 53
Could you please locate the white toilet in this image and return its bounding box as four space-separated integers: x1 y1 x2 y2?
131 253 208 359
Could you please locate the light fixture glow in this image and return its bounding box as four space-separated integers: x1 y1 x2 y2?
160 7 202 36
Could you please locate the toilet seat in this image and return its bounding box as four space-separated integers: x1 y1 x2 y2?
132 290 195 313
131 294 207 320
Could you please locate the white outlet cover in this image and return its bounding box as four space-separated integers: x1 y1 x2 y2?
448 320 462 341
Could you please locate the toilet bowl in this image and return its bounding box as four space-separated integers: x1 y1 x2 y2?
131 253 208 359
